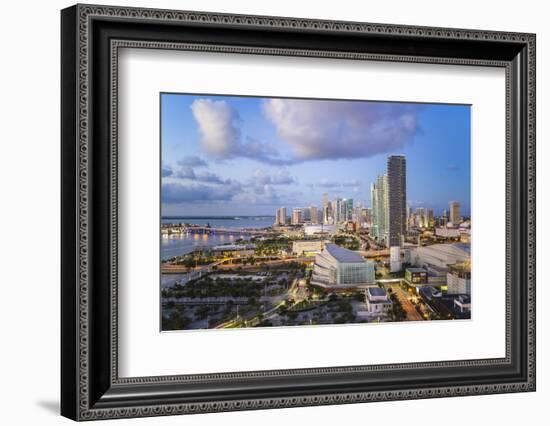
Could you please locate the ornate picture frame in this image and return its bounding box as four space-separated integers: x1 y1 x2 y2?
61 4 535 421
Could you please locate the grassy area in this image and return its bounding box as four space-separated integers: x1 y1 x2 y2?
252 237 291 256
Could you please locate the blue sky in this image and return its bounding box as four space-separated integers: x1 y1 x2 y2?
161 93 471 217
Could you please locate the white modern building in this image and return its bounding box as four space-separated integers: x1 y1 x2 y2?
311 243 375 289
365 287 392 315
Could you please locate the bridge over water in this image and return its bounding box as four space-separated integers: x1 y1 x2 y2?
162 225 275 236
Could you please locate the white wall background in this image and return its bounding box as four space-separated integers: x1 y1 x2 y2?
0 0 546 424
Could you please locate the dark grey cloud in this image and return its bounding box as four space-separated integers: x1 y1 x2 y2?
194 171 228 184
174 165 196 180
162 182 240 204
178 156 207 168
251 168 295 186
163 160 229 185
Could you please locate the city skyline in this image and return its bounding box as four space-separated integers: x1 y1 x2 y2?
161 94 471 217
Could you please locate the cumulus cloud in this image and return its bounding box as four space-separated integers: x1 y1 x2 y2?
190 99 289 164
262 98 421 161
190 99 241 157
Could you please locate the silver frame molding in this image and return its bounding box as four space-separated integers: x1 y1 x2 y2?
61 4 536 421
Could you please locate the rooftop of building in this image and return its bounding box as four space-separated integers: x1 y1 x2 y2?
449 261 471 273
419 286 442 297
367 287 387 297
415 243 471 256
324 243 365 263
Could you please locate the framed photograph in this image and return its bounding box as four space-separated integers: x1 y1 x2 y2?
61 4 536 421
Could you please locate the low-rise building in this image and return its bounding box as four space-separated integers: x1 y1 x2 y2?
292 240 325 256
407 243 470 275
277 227 305 238
446 261 471 295
435 227 460 239
211 244 256 257
365 287 392 314
405 244 470 287
304 224 337 236
405 267 428 285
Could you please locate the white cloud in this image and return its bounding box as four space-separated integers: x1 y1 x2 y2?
190 99 285 164
262 98 421 161
190 99 241 157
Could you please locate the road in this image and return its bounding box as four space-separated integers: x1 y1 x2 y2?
162 255 313 274
214 294 287 329
388 284 424 322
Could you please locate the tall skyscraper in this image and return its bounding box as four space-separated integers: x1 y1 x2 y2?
449 201 461 226
322 193 330 224
301 207 311 221
322 193 329 208
292 208 303 225
363 207 372 225
387 155 407 247
426 208 434 227
442 209 448 225
310 206 318 224
335 198 343 224
275 207 286 225
371 175 389 245
324 204 332 224
345 198 354 221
